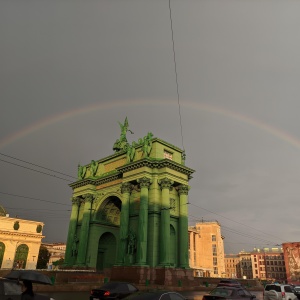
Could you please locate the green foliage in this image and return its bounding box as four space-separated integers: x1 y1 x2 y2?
36 246 50 269
52 258 64 266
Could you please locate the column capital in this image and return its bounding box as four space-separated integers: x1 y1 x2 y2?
121 182 133 194
137 177 151 189
71 197 81 206
177 184 190 195
158 177 174 190
83 193 94 203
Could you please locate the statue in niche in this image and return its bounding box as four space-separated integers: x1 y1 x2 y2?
78 164 87 179
72 235 79 256
90 160 99 177
141 132 153 158
127 230 136 255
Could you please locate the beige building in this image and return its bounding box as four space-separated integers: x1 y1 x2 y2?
43 243 66 268
238 251 253 279
189 221 225 278
225 254 240 278
251 247 286 281
0 205 44 269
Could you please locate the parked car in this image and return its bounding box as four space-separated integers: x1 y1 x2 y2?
0 278 22 300
292 286 300 299
203 286 256 300
263 284 297 300
123 290 187 300
90 282 139 300
0 278 54 300
217 280 242 287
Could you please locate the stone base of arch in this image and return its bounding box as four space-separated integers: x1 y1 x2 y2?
110 266 194 286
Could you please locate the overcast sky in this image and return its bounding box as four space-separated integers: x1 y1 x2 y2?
1 0 300 254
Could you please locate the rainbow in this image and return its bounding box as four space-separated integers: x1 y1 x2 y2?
1 99 300 150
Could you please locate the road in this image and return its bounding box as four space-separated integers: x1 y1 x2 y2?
42 290 263 300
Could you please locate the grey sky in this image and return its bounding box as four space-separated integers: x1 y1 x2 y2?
1 0 300 254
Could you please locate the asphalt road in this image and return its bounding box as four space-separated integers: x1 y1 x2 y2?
42 290 264 300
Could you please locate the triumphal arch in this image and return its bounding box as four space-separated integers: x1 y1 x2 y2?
64 118 194 284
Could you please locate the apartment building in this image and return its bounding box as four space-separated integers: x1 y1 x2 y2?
238 251 253 279
225 254 240 278
251 247 286 282
188 221 225 278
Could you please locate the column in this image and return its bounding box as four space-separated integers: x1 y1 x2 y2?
178 184 190 268
77 193 94 265
64 197 81 265
116 182 132 265
136 177 151 266
158 177 173 266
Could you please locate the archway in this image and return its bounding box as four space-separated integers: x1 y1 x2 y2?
95 196 121 225
0 242 5 268
14 244 29 269
96 232 117 271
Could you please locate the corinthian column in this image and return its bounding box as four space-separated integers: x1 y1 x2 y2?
136 177 151 266
158 177 173 266
116 182 132 265
178 184 190 268
77 193 94 265
65 197 81 265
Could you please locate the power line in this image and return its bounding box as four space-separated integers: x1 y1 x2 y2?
0 191 70 206
0 152 76 179
189 202 286 242
188 213 280 246
0 158 73 182
168 0 185 151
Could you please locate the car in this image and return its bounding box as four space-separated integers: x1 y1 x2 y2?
90 282 139 300
0 278 22 300
0 278 54 300
263 284 297 300
217 280 242 287
292 286 300 299
123 290 187 300
203 286 256 300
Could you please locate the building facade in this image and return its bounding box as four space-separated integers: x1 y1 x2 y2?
0 205 44 270
43 243 66 268
189 221 225 278
225 254 240 278
282 242 300 284
237 251 253 279
251 247 286 282
64 119 194 273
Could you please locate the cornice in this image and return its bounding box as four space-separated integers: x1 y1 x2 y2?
69 172 122 189
70 158 194 190
0 230 45 239
117 158 194 178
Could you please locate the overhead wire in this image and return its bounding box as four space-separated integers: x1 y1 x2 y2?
168 0 185 151
188 213 281 246
0 152 76 179
0 158 73 182
0 191 70 206
188 202 286 242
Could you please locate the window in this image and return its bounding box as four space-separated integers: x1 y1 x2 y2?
164 150 173 160
214 267 218 274
212 235 216 241
213 257 218 266
212 244 217 256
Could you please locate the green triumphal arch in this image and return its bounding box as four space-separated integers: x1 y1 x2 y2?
64 118 194 283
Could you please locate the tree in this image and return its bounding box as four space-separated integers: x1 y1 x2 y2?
36 246 50 269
